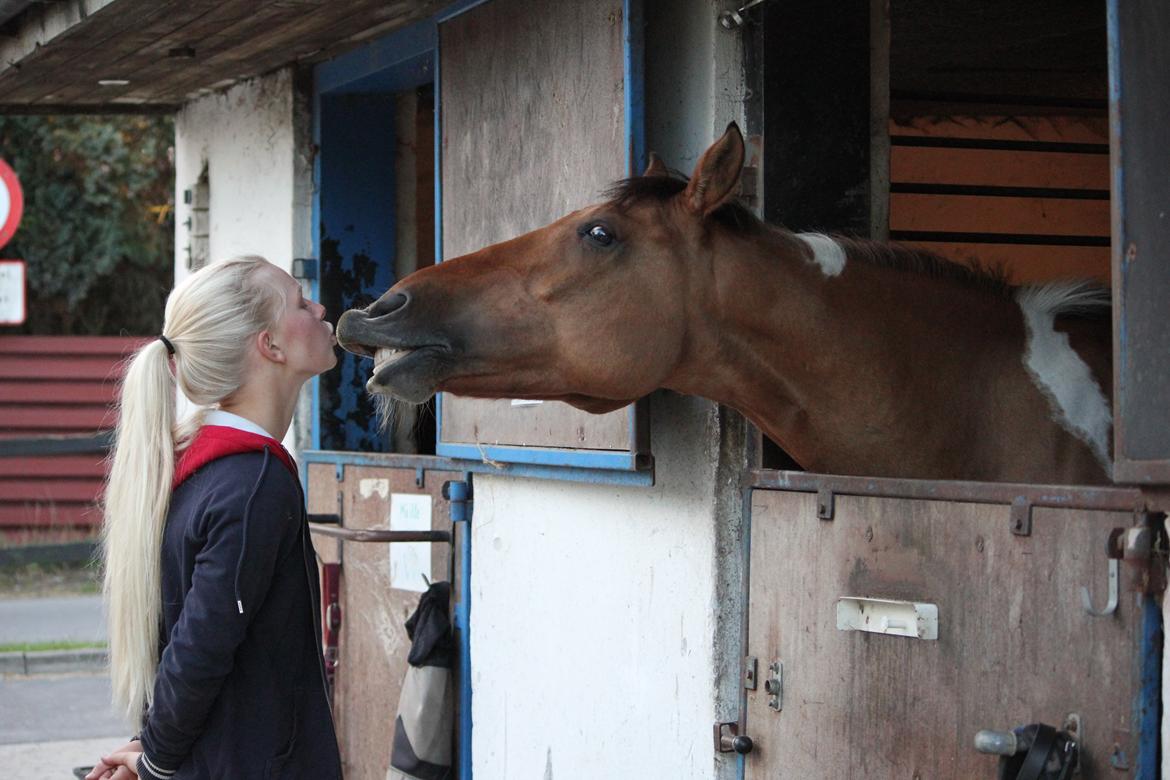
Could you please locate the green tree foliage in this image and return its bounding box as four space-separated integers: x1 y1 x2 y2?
0 115 174 334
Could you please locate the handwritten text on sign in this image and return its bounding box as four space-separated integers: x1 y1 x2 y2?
389 493 433 592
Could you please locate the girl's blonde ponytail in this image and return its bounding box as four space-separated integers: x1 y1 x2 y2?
102 256 283 722
102 338 176 722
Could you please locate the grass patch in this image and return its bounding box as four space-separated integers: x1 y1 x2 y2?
0 640 107 653
0 561 102 597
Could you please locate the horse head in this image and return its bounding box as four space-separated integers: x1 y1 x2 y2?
336 123 748 413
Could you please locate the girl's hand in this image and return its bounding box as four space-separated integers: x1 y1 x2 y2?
84 740 142 779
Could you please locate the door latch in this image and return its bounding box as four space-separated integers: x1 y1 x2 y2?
713 722 754 754
765 661 782 711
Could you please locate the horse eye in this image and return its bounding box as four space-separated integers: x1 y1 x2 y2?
584 223 615 247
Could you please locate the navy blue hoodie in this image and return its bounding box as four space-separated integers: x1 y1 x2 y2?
136 424 342 779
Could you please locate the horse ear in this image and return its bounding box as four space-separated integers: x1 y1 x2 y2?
643 152 668 178
683 122 745 217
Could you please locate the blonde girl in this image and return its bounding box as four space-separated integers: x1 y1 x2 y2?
88 257 341 779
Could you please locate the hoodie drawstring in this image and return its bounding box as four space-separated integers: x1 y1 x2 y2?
235 446 271 615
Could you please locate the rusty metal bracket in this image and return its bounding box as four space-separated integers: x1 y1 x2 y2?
1120 515 1168 595
817 488 835 520
743 656 758 691
1010 496 1033 536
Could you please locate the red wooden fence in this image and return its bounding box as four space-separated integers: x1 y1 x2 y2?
0 336 146 533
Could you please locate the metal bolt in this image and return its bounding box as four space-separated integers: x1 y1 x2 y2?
865 526 874 542
975 536 985 552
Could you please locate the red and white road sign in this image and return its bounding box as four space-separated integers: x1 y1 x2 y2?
0 158 24 250
0 259 25 325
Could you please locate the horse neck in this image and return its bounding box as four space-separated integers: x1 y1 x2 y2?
670 229 1024 477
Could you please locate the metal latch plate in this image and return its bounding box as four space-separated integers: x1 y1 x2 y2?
836 597 938 640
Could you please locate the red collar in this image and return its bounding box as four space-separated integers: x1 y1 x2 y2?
174 425 298 489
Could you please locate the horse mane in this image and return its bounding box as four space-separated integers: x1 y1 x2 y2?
1016 280 1111 320
608 174 1110 314
831 235 1013 299
606 175 763 233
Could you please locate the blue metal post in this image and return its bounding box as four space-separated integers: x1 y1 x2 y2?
444 477 473 779
1137 593 1163 779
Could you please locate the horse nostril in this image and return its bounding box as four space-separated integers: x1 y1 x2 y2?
367 292 409 319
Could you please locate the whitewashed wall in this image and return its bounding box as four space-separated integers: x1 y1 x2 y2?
171 67 315 450
173 68 303 286
470 2 749 778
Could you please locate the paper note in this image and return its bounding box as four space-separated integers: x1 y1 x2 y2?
389 493 433 592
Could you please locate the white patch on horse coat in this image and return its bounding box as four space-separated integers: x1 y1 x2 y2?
1016 282 1112 470
797 233 847 277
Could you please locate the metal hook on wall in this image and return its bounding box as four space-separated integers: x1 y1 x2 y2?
717 0 771 30
1081 558 1119 616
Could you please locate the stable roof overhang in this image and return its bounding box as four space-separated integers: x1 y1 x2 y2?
0 0 430 113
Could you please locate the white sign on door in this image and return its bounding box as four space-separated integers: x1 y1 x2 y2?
389 493 433 592
0 260 25 325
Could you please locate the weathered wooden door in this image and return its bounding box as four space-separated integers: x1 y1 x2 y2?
308 459 463 780
741 474 1159 778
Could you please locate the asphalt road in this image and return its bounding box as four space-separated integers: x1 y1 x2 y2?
0 595 126 777
0 672 133 778
0 595 107 645
0 673 130 745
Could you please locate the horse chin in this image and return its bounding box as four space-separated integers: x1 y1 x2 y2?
365 347 448 403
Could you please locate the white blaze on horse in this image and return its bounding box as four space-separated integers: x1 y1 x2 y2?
337 124 1113 485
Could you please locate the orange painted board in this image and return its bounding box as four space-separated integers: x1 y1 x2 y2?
890 193 1110 237
903 242 1110 285
890 115 1109 144
891 146 1109 190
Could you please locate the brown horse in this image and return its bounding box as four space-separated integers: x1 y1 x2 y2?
336 124 1113 485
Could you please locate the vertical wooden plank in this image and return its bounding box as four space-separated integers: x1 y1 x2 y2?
437 0 636 455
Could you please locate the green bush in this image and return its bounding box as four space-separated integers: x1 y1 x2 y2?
0 115 174 334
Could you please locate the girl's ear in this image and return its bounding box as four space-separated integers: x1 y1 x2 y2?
255 330 286 364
